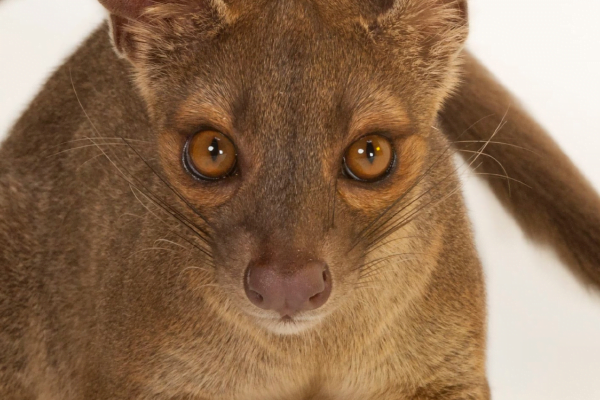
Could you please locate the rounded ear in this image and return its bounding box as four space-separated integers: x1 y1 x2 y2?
106 14 137 60
369 0 469 106
97 0 228 65
98 0 164 62
375 0 469 57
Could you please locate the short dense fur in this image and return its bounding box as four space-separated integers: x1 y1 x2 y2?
0 1 597 399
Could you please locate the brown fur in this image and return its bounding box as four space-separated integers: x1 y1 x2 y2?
0 0 596 399
439 53 600 288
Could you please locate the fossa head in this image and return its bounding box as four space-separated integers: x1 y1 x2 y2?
99 0 468 334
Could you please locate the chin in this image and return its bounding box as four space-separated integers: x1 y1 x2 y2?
254 315 324 335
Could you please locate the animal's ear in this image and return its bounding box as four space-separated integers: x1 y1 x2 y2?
374 0 469 47
372 0 468 20
98 0 158 61
98 0 228 65
369 0 469 100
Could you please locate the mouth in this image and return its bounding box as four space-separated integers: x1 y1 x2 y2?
250 313 323 335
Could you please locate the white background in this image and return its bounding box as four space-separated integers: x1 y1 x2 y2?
1 0 599 399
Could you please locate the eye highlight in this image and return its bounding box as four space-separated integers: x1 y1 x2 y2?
184 130 237 180
343 134 395 182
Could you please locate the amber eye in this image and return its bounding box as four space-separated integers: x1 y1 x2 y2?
184 130 237 180
343 134 395 182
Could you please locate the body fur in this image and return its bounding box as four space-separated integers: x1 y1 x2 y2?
0 1 598 399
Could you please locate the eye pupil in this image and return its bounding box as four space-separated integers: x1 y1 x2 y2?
209 137 220 161
366 140 376 164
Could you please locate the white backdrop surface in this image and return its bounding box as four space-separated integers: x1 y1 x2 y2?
1 0 599 399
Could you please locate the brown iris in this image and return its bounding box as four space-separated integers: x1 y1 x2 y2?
184 130 237 180
343 134 395 182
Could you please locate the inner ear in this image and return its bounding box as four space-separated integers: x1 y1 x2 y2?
108 14 137 60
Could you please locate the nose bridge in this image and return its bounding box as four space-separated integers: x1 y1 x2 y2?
250 148 332 245
246 108 332 235
240 33 338 241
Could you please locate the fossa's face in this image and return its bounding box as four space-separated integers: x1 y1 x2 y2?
121 0 466 334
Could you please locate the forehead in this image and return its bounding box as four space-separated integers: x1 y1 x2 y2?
159 0 423 165
230 5 374 105
175 3 409 131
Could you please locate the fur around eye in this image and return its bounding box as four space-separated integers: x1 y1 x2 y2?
343 134 396 182
183 130 237 181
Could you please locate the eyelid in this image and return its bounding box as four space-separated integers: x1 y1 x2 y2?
347 103 413 139
178 123 233 139
172 98 235 135
351 122 413 140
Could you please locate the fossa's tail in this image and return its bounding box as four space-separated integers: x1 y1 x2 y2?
439 51 600 287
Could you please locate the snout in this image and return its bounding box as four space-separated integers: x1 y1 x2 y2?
244 260 332 317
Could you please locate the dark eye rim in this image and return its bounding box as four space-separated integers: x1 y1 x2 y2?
182 131 238 182
342 134 397 183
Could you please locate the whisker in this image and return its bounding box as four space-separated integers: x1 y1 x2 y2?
331 178 338 230
363 158 462 248
365 235 425 256
451 140 539 155
455 148 512 194
365 179 462 249
120 138 215 231
471 172 532 188
117 212 146 221
46 142 133 158
128 247 178 259
363 113 511 248
129 185 213 259
432 112 495 139
465 108 510 170
75 152 106 171
153 238 191 251
350 138 458 250
50 136 150 149
360 252 424 269
176 266 212 287
356 255 420 277
69 71 214 255
126 174 212 245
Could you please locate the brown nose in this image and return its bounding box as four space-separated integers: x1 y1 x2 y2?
245 261 332 317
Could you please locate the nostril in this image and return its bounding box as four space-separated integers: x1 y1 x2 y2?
245 266 272 309
309 292 319 301
249 290 263 303
309 267 330 303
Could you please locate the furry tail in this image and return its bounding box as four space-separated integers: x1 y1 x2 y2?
439 51 600 287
